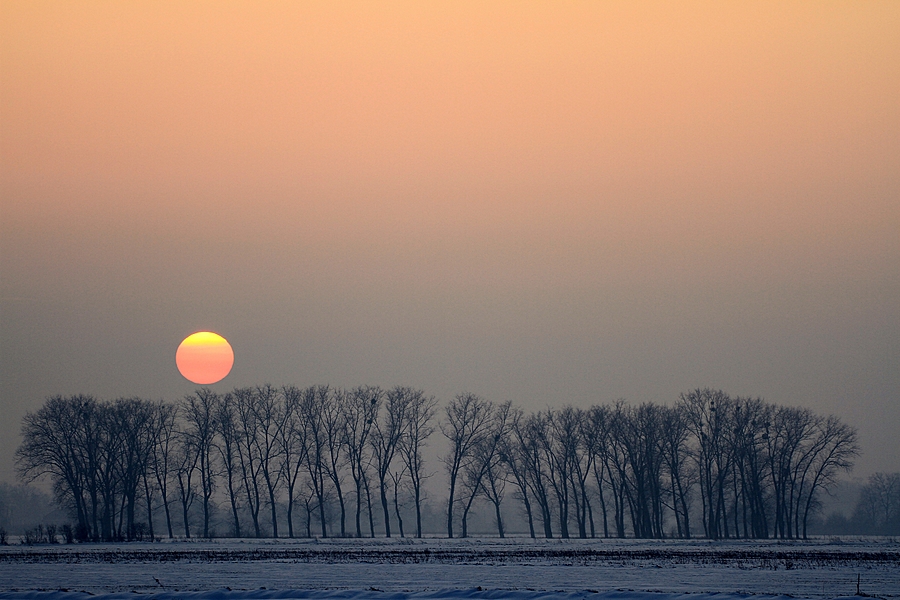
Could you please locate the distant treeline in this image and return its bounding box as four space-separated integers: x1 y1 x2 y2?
816 472 900 536
16 387 859 542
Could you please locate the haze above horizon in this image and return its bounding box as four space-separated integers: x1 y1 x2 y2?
1 2 898 482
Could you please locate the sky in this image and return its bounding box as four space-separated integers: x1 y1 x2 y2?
1 2 898 484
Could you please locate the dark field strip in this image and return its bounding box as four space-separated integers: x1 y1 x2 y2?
2 546 898 567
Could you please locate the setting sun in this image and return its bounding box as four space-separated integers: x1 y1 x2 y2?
175 331 234 385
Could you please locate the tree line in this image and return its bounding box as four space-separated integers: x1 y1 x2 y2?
16 386 858 542
817 472 900 536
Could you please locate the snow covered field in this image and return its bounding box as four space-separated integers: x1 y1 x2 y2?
1 537 897 600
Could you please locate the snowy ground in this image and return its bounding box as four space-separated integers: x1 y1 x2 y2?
1 537 897 600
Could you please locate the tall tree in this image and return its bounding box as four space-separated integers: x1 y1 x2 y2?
441 393 493 538
322 388 348 536
520 411 556 538
766 405 816 539
181 390 219 538
215 392 243 537
173 421 199 538
343 386 382 537
278 385 309 538
541 408 574 538
301 385 331 537
658 404 694 538
233 387 264 537
498 408 536 538
727 397 770 538
852 472 900 534
111 398 159 540
681 389 733 539
584 404 613 538
140 400 172 540
149 401 178 539
397 389 437 538
473 401 512 538
249 384 286 537
370 386 413 537
16 395 97 539
797 414 858 538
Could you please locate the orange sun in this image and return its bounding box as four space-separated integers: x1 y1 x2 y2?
176 331 234 384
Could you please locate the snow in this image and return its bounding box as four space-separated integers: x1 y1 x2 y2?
0 589 806 600
1 537 897 600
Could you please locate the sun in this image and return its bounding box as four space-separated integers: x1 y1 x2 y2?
176 331 234 385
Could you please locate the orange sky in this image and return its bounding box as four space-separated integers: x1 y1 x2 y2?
1 2 899 480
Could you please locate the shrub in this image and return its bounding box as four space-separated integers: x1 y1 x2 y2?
22 525 44 545
74 522 90 542
61 524 75 544
20 524 64 545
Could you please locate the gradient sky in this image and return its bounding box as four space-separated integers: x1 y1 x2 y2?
1 2 898 483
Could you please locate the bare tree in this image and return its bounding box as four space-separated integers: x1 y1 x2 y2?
546 405 594 539
149 401 178 538
397 389 437 538
14 385 862 543
16 395 97 540
658 404 694 538
498 408 537 538
569 408 596 538
475 401 513 537
797 414 858 538
727 397 770 538
173 422 199 538
301 385 330 537
322 388 348 536
181 390 219 538
342 386 382 537
278 385 309 538
389 465 408 537
249 384 286 537
603 402 632 538
111 398 159 540
617 403 666 539
92 402 125 541
584 404 615 538
852 472 900 534
457 401 510 537
215 392 243 537
370 386 413 537
681 389 734 539
441 393 494 538
766 405 817 539
519 411 556 538
540 408 574 538
139 400 172 540
233 387 264 537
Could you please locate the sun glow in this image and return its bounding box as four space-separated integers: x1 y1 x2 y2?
175 331 234 385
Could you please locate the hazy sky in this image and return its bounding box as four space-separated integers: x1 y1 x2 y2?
1 2 898 483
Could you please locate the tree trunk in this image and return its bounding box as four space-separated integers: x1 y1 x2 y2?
364 474 376 538
286 485 295 538
414 484 423 538
268 481 279 538
446 473 457 538
380 476 392 537
142 476 154 540
355 480 364 537
392 480 405 538
523 492 535 538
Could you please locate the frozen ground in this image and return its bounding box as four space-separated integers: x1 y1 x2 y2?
1 537 897 599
